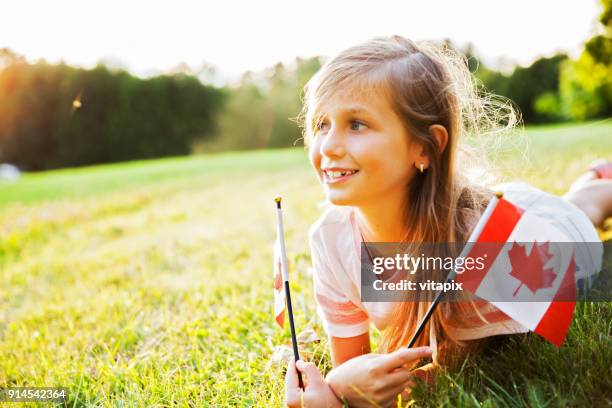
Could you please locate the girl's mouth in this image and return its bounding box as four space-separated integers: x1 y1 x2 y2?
323 169 359 184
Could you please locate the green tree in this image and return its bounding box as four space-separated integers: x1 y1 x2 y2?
0 59 226 170
558 0 612 120
205 57 321 152
505 54 568 123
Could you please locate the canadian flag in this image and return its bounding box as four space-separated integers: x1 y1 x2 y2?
456 196 578 347
273 238 286 328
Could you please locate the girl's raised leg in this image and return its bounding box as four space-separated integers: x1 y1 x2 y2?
564 160 612 228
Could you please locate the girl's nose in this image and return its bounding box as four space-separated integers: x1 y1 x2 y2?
319 126 346 159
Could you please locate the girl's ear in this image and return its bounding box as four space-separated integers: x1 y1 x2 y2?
414 125 449 171
416 143 430 172
429 124 449 154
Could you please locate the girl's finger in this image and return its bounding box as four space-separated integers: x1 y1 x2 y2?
295 360 325 386
383 362 438 399
390 371 422 393
285 389 304 408
379 347 432 372
413 362 436 385
375 370 422 405
285 358 298 391
384 366 415 388
285 358 305 408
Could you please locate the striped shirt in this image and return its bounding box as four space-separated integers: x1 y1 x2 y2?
308 182 603 340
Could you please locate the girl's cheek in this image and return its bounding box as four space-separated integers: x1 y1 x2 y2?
308 146 322 179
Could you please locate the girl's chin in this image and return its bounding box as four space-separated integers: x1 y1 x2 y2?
325 192 359 206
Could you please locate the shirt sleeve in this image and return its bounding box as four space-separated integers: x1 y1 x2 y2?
309 225 370 338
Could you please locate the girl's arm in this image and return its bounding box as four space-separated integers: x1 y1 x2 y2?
324 347 433 408
286 346 432 408
329 332 371 367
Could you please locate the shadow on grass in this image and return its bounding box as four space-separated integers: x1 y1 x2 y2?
409 240 612 407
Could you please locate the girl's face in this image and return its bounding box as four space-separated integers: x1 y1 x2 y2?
309 86 420 207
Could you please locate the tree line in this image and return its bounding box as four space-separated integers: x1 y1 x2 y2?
0 56 226 170
0 0 609 170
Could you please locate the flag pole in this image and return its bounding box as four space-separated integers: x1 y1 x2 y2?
406 191 504 348
275 196 304 389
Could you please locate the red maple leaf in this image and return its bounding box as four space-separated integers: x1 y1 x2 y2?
274 258 283 291
508 241 556 296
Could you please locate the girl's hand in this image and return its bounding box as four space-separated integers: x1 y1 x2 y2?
285 358 343 408
325 346 432 408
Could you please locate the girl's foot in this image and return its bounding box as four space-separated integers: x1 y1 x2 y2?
564 160 612 228
591 159 612 179
568 160 612 193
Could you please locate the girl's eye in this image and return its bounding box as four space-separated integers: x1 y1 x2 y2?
316 121 329 132
350 120 367 132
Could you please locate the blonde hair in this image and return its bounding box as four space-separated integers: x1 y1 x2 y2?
301 35 519 367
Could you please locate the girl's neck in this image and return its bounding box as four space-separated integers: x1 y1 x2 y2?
354 197 407 242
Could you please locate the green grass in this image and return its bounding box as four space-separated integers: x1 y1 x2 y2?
0 120 611 407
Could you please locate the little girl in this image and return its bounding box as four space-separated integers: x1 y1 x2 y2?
284 35 612 408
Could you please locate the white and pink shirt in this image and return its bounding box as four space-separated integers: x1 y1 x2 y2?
308 182 603 342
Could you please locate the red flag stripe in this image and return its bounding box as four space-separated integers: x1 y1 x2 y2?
533 255 576 347
478 198 524 242
458 198 524 293
276 311 285 328
273 238 286 329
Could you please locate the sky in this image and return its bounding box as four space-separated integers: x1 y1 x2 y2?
1 0 602 84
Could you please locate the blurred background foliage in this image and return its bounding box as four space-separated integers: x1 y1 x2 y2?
0 59 226 170
0 0 610 171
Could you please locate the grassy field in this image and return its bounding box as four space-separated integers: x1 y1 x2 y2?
0 120 611 407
